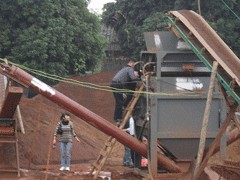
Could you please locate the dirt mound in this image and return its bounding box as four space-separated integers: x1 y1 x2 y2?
1 70 240 179
0 71 125 170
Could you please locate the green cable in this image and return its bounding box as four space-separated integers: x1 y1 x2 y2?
0 58 203 97
221 0 240 21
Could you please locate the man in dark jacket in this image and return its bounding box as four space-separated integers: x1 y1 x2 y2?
110 60 140 123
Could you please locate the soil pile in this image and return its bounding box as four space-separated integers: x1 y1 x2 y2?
0 71 240 179
0 71 124 169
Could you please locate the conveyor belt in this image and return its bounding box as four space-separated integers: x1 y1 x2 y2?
168 10 240 105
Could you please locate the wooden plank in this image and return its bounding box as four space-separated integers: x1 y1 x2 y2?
0 74 6 111
0 86 23 118
194 62 218 178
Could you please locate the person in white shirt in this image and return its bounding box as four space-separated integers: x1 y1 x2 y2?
123 116 135 167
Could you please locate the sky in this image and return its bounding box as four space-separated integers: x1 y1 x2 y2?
88 0 116 14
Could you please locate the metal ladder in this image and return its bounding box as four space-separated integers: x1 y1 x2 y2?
90 83 145 179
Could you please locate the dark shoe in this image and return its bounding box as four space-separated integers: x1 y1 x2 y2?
128 165 134 168
123 163 133 168
123 162 128 166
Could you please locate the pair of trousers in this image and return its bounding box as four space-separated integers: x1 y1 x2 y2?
60 142 72 167
111 82 136 122
123 83 136 108
123 146 133 166
111 83 124 122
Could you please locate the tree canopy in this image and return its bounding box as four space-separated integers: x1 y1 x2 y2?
0 0 106 83
102 0 240 58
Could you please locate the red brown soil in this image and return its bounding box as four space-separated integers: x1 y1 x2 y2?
0 71 144 179
17 71 117 167
1 71 240 179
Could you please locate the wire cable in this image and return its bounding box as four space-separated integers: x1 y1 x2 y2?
221 0 240 21
0 58 205 97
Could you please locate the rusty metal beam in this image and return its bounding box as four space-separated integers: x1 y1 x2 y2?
0 63 183 173
0 86 23 118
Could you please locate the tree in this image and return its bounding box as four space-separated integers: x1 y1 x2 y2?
0 0 106 83
201 0 240 57
102 0 178 58
102 0 240 58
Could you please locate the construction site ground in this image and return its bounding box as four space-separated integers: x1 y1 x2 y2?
0 71 240 179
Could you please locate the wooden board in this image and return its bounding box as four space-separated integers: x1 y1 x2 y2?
0 86 23 118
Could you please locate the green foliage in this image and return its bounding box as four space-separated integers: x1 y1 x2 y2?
0 0 106 83
142 12 169 32
102 0 173 58
102 0 240 58
202 0 240 57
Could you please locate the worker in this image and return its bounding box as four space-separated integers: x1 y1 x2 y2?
123 116 136 167
52 112 80 171
110 60 141 124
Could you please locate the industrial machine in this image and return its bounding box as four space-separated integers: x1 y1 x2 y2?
133 31 227 171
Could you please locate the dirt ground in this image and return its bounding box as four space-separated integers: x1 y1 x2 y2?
0 71 240 179
0 71 145 179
